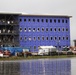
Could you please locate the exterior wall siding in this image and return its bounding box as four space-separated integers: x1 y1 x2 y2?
19 16 70 52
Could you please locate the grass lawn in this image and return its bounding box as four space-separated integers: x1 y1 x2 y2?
0 55 76 61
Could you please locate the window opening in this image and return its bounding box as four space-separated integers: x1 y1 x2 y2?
46 28 48 31
38 37 40 40
58 28 60 31
42 36 44 40
28 28 31 32
54 37 57 40
66 20 68 23
54 28 56 31
29 37 32 41
54 19 56 23
33 28 36 32
58 19 60 23
46 37 48 40
58 37 61 40
24 19 26 22
24 28 26 32
24 36 27 41
42 28 44 31
50 19 52 23
28 19 31 22
20 37 22 40
20 19 22 22
20 27 22 32
33 19 35 22
66 37 68 40
37 19 39 22
34 46 36 50
33 37 36 41
41 19 44 22
50 28 52 31
62 37 65 40
46 19 48 23
62 28 64 31
50 37 53 40
66 28 68 31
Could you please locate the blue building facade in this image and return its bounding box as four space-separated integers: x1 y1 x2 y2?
19 15 71 52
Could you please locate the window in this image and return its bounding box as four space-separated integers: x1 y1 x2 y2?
24 36 27 41
37 28 40 32
50 19 52 23
28 28 31 32
54 28 56 31
24 28 27 32
50 28 52 31
46 19 48 23
54 37 57 40
50 36 53 40
34 46 36 50
54 19 56 23
58 28 60 31
20 37 22 40
33 37 36 41
42 36 44 40
37 19 39 22
19 27 22 32
29 37 32 41
58 37 61 40
30 46 32 49
66 37 68 40
66 28 68 31
42 28 44 31
46 28 48 31
20 19 22 22
46 37 48 40
66 20 67 23
62 37 65 40
28 19 31 22
59 46 61 48
38 37 40 40
62 19 64 23
62 28 64 31
58 19 60 23
41 19 44 22
33 28 36 32
24 19 26 22
33 19 35 22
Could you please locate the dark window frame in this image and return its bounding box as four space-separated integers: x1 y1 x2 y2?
20 19 22 22
54 19 56 23
50 19 52 23
24 19 26 22
62 19 64 23
46 19 48 23
58 19 60 23
50 28 52 31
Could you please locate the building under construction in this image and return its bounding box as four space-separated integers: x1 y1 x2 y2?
0 13 20 47
0 13 72 52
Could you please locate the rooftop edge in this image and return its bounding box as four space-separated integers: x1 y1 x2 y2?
0 12 72 18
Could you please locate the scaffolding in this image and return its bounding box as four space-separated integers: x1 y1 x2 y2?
0 13 20 47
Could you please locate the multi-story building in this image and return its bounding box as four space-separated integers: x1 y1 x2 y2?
0 13 71 52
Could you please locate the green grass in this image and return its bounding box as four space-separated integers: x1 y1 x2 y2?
0 55 76 61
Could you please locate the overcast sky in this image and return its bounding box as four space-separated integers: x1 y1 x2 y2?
0 0 76 45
